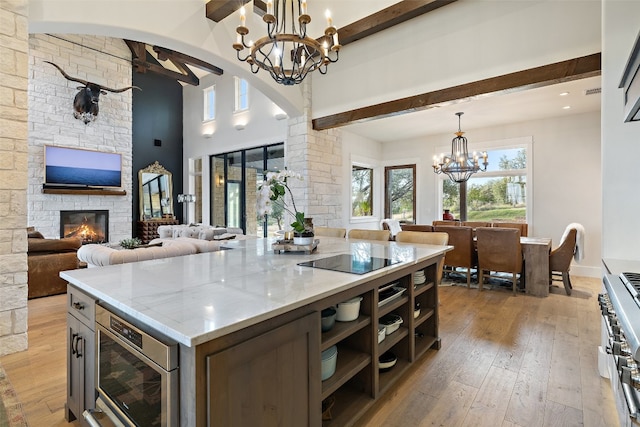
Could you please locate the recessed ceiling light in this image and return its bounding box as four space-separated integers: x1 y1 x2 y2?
560 92 569 96
562 106 571 110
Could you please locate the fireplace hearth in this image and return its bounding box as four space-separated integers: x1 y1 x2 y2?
60 210 109 244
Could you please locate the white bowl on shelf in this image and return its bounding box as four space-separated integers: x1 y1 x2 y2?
380 313 403 335
378 325 386 343
321 345 338 380
336 296 363 322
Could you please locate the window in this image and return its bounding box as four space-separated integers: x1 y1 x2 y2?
211 143 284 237
440 145 529 222
385 165 416 223
189 158 203 224
203 85 215 121
352 165 373 217
234 77 249 112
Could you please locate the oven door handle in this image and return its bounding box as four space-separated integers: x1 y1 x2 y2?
83 408 122 427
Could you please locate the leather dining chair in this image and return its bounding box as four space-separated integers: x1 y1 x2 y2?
314 226 346 238
476 227 523 294
381 219 402 240
434 225 477 288
347 229 391 241
432 220 460 227
461 221 492 229
549 227 578 295
396 231 449 285
492 221 529 237
401 224 434 232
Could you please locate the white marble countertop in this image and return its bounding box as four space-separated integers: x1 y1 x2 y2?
61 237 450 347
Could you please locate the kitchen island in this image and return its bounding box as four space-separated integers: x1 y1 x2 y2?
61 237 450 426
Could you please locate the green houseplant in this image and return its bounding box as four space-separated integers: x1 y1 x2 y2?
257 169 313 243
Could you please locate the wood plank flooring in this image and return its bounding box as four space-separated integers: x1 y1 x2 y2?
0 276 619 427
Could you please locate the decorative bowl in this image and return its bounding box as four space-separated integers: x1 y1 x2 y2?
321 307 337 332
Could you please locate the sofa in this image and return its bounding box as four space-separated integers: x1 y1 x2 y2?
28 230 82 299
156 224 244 241
77 237 223 268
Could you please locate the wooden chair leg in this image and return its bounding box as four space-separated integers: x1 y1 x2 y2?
562 272 572 296
478 269 484 291
512 272 517 295
466 269 471 289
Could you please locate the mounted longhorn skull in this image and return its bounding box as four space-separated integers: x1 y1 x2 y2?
44 61 141 124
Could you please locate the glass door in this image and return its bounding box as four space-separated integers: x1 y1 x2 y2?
210 143 284 236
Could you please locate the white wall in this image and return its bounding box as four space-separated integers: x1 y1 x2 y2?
27 34 134 242
363 112 601 277
601 0 640 260
312 0 601 119
182 73 288 225
28 0 304 118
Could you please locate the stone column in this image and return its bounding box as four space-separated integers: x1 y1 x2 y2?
0 0 29 356
285 80 343 228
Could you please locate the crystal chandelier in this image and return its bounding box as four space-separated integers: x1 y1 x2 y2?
232 0 340 86
433 112 488 183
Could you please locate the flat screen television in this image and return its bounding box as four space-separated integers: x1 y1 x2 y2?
44 145 122 189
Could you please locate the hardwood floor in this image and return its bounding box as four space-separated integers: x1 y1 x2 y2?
0 276 618 427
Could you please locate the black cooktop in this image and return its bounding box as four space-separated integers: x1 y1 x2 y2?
297 254 399 275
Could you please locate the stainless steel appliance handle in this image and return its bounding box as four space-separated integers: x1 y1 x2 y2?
83 409 119 427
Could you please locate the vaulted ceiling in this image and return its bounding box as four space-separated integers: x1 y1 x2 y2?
125 0 602 141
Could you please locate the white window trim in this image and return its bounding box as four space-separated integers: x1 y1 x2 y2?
434 136 533 226
234 77 249 113
203 85 216 122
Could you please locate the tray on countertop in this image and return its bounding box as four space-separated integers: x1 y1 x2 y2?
272 239 319 254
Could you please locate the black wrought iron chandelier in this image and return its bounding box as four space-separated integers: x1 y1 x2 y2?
232 0 340 86
433 112 488 183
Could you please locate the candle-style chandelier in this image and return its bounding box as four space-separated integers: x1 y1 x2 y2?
433 112 489 183
232 0 340 86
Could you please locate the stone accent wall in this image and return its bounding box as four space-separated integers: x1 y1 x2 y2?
27 34 133 242
0 0 29 356
286 81 343 228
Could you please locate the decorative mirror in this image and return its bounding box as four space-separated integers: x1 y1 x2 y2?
139 161 174 220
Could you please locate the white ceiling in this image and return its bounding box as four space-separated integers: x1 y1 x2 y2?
340 75 602 143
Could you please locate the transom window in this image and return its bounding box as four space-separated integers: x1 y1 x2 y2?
234 77 249 112
203 85 215 121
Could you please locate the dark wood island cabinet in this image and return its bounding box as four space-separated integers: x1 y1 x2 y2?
61 237 449 426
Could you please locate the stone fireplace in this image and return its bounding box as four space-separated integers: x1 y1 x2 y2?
60 210 109 244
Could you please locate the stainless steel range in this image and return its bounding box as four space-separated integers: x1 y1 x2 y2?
600 272 640 426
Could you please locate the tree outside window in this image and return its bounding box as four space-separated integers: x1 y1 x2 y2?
352 165 373 217
385 165 415 223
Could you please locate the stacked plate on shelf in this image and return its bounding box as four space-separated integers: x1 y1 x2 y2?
414 270 426 286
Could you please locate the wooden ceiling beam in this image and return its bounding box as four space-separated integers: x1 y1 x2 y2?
312 53 602 131
338 0 457 46
131 58 200 86
152 46 223 75
206 0 266 23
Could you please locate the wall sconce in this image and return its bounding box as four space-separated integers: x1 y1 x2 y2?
234 123 246 131
203 131 214 138
216 174 224 187
274 112 287 120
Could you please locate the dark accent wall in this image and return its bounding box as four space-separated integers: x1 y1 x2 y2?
132 69 184 234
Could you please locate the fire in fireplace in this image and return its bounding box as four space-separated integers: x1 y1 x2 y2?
60 210 109 244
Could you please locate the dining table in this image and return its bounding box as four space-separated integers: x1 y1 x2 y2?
520 236 552 297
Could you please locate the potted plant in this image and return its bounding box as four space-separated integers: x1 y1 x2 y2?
257 169 314 244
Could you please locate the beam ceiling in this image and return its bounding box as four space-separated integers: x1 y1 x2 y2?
312 53 602 131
